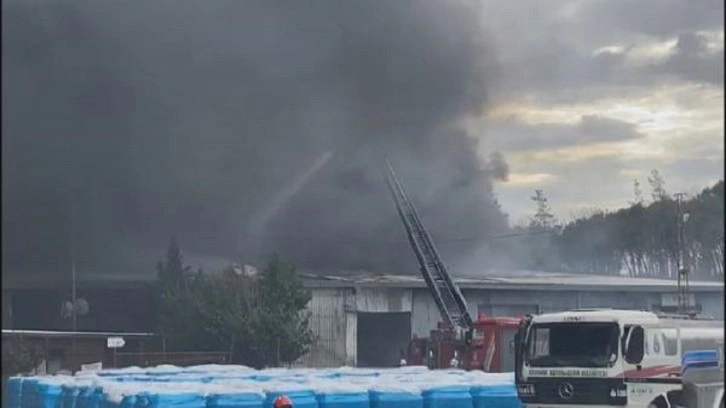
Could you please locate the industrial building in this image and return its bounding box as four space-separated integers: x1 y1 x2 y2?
3 268 723 370
296 271 725 368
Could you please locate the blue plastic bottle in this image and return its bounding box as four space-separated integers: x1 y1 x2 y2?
471 384 522 408
6 377 23 408
206 391 264 408
422 385 473 408
316 390 369 408
369 390 423 408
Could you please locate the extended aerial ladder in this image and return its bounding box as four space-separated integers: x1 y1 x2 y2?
384 161 475 342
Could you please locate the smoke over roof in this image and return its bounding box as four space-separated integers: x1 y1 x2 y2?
2 0 509 277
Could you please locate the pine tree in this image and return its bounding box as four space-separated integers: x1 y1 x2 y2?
648 169 668 202
253 254 314 367
155 243 314 368
156 238 190 293
631 178 644 206
530 189 555 230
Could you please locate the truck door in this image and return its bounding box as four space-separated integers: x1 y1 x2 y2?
500 327 517 372
514 316 531 383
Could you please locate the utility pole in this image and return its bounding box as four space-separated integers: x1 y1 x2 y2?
68 196 78 367
674 193 690 314
70 244 79 369
72 258 77 332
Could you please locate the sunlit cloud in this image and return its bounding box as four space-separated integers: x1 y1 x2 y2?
592 38 679 67
474 82 723 222
695 29 724 52
500 172 555 186
470 0 723 223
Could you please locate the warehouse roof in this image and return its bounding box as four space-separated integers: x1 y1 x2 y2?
2 273 157 290
2 329 155 339
4 269 722 293
299 270 725 292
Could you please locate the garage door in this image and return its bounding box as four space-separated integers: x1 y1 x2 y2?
357 312 411 368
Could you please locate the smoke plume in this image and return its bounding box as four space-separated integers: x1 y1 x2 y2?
2 0 509 277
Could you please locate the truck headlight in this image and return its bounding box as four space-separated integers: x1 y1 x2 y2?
517 384 536 396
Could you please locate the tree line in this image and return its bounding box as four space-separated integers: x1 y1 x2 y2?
2 242 314 378
511 172 724 281
156 240 314 368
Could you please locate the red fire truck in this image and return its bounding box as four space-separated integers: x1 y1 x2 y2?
386 161 522 373
407 315 522 372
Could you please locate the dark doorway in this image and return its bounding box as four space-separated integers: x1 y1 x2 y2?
357 312 411 368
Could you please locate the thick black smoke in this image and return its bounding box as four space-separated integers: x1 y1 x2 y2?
2 0 509 278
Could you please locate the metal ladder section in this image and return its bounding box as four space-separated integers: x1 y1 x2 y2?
384 160 474 332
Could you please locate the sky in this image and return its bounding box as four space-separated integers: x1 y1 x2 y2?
472 0 724 224
1 0 723 276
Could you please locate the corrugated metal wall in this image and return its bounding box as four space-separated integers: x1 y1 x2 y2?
578 291 655 310
298 287 415 367
411 289 440 338
295 288 350 368
411 288 722 337
465 289 577 316
300 286 724 367
411 288 584 337
698 292 725 319
355 288 412 313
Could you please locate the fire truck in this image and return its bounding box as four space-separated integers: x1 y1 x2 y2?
407 315 522 371
513 309 724 408
385 161 521 372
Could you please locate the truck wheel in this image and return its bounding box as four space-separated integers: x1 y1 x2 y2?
647 395 669 408
666 390 684 408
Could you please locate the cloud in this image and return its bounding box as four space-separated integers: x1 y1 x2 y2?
654 32 725 85
482 114 643 152
2 0 511 276
577 0 724 39
497 147 724 222
503 172 555 187
479 0 723 106
478 0 723 223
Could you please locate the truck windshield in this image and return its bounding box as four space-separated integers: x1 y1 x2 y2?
525 322 619 368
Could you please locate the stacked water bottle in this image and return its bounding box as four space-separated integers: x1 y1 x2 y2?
6 365 522 408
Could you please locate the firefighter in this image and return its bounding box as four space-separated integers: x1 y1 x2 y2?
449 350 460 369
273 395 293 408
427 348 437 369
399 349 408 366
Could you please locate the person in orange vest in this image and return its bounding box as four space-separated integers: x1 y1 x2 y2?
273 395 293 408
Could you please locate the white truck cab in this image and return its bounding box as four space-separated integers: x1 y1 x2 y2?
514 309 724 408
